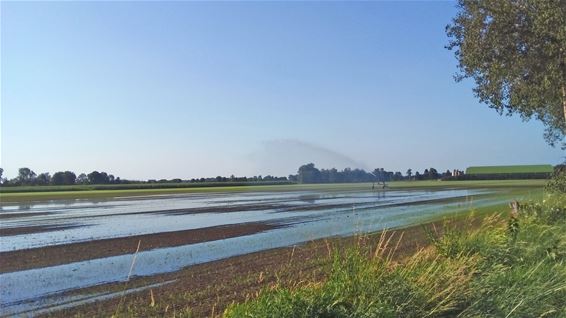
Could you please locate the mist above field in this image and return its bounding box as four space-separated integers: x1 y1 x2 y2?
250 139 368 177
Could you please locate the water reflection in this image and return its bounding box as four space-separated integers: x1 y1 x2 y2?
0 187 503 316
298 194 319 204
0 189 487 252
0 192 504 316
372 190 387 199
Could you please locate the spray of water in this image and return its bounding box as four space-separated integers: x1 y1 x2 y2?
249 139 368 176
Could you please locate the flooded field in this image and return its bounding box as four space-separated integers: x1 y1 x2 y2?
0 187 507 316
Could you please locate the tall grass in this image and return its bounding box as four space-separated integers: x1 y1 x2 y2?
224 194 566 318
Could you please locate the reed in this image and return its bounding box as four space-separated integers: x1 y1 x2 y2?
224 194 566 318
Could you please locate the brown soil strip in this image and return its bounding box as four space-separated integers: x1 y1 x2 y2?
47 217 488 318
0 224 82 237
156 203 291 215
0 222 281 274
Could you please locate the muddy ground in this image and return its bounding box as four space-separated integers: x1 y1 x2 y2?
42 217 483 318
0 222 281 273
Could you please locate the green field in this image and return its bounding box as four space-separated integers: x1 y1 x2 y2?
0 179 546 202
466 164 553 175
0 181 293 193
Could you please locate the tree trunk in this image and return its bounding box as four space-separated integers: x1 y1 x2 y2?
561 47 566 127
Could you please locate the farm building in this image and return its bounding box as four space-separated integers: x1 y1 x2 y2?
465 165 553 180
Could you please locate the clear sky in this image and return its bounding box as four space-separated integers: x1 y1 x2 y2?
1 1 564 180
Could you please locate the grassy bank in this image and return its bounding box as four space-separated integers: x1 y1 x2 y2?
0 181 296 193
0 179 545 202
224 194 566 317
466 164 553 174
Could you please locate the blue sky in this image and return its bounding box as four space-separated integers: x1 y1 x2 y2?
1 1 563 180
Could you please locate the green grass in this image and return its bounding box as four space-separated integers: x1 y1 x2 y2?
224 193 566 318
0 180 546 202
0 181 294 193
466 164 553 175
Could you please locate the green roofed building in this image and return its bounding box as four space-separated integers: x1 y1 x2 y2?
465 165 553 180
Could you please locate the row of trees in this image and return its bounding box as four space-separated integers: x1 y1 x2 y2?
0 168 122 186
0 164 462 187
152 175 288 184
0 167 289 187
290 163 456 184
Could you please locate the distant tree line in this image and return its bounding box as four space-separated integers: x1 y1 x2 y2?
151 175 288 184
0 167 289 187
0 167 125 186
289 163 457 184
0 165 459 187
1 163 555 187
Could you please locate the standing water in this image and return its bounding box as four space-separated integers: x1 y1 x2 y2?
0 188 502 316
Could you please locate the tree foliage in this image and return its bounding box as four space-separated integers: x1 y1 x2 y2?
17 168 36 185
546 164 566 193
36 173 51 185
295 163 411 184
446 0 566 146
51 171 77 185
87 171 113 184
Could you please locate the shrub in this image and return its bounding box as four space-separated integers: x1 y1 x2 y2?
545 166 566 193
224 235 476 318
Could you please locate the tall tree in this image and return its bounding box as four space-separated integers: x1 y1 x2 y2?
88 171 105 184
18 168 36 185
297 163 321 183
76 173 88 184
328 168 339 183
447 0 566 146
36 173 51 185
393 171 403 181
63 171 77 185
428 168 439 179
51 172 65 185
51 171 76 185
